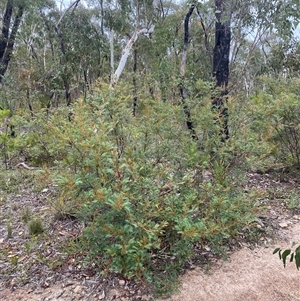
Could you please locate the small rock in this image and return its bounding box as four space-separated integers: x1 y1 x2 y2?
98 291 105 300
204 245 211 252
279 222 288 228
293 215 300 220
109 289 121 299
42 281 50 288
119 279 126 286
73 285 82 294
42 188 49 193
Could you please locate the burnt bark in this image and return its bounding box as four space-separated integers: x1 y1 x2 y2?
0 0 13 60
55 0 81 106
213 0 231 141
0 1 24 83
55 22 71 106
180 4 197 140
132 47 138 116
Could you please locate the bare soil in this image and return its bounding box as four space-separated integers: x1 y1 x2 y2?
0 169 300 301
160 221 300 301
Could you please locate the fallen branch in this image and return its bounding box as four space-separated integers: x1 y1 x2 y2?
15 162 35 170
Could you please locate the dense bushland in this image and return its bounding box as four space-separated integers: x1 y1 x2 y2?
1 0 300 296
2 82 264 293
2 77 300 294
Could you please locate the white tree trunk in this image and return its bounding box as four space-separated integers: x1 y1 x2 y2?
111 25 154 87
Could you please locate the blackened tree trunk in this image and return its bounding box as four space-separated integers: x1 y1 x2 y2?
0 1 24 84
0 0 13 61
132 46 138 116
55 0 81 106
180 4 197 140
213 0 231 141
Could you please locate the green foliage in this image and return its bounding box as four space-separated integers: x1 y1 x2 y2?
14 82 259 295
1 0 300 291
274 243 300 270
286 192 300 210
10 256 19 266
28 218 44 236
10 110 70 166
21 207 32 224
248 77 300 166
0 109 14 168
6 221 12 238
48 196 77 220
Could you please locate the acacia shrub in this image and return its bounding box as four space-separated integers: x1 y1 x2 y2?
248 77 300 166
24 83 259 294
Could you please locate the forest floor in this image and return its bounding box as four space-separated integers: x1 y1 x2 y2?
0 167 300 301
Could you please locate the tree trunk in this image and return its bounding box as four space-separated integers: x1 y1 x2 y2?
111 26 154 87
100 0 104 35
0 2 24 84
0 0 13 60
132 47 138 116
54 0 81 106
110 29 114 82
179 4 197 140
213 0 231 141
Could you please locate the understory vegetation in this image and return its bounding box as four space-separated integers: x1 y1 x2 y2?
1 77 300 294
1 0 300 296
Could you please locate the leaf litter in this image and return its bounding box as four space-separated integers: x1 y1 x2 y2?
0 168 300 301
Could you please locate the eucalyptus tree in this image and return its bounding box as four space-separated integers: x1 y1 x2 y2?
267 39 300 78
229 0 300 95
1 0 110 113
31 2 108 106
0 0 58 115
0 0 24 84
176 0 230 140
179 3 197 139
212 0 231 140
54 0 81 105
174 0 300 140
103 0 158 86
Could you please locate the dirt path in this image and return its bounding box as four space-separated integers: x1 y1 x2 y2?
161 222 300 301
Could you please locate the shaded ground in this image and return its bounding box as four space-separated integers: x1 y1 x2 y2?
0 168 300 300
